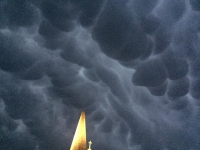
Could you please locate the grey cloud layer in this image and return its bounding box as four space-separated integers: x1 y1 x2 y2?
0 0 200 150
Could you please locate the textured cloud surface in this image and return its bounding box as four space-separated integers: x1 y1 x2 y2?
0 0 200 149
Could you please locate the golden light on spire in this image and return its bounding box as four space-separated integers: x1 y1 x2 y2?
70 111 87 150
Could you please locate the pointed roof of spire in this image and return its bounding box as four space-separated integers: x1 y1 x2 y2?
70 111 87 150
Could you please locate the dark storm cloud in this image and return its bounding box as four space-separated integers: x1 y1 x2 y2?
154 25 171 54
141 14 160 35
1 0 200 150
0 129 37 150
132 59 167 87
147 81 167 96
190 79 200 99
83 69 100 82
0 72 38 120
95 64 129 103
16 60 47 80
38 20 63 39
169 96 189 110
39 1 76 32
190 0 200 11
0 108 18 132
154 0 186 25
171 10 200 59
128 0 158 16
190 58 200 78
162 50 189 80
167 76 189 98
72 0 104 27
0 32 36 72
92 0 148 62
0 0 38 28
0 73 38 150
60 38 94 69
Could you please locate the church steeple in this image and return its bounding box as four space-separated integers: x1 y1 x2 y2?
70 111 87 150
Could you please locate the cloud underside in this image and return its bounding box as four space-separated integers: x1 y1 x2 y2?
0 0 200 149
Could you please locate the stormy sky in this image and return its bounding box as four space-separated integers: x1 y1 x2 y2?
0 0 200 149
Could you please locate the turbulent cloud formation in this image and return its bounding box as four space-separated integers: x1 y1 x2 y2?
0 0 200 149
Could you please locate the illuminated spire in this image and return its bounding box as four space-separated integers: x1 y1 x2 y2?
70 111 87 150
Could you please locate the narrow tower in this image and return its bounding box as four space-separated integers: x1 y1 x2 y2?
70 111 87 150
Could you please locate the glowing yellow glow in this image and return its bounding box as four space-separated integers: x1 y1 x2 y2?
70 111 86 150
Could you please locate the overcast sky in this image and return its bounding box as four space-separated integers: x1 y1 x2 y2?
0 0 200 149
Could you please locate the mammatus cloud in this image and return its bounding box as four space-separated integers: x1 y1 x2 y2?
0 0 200 149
